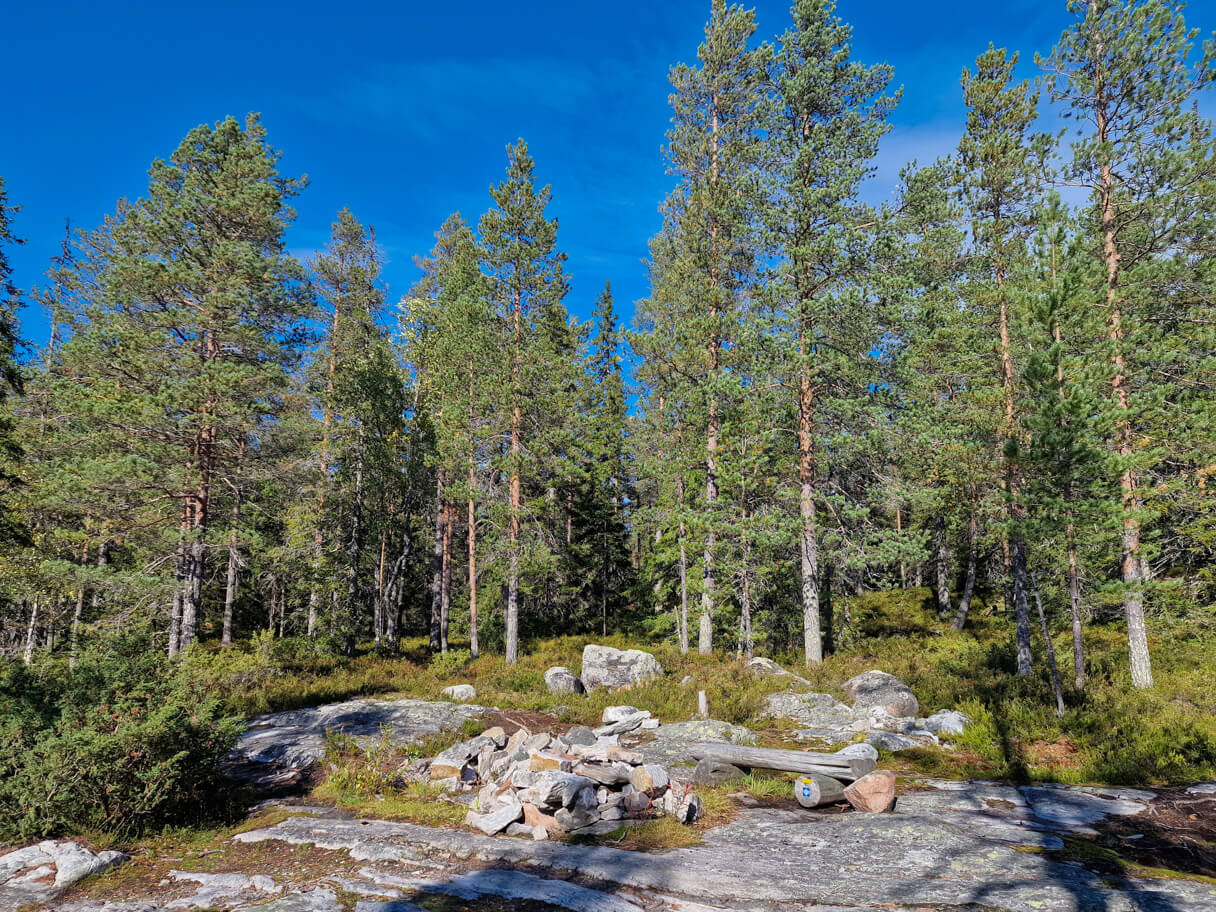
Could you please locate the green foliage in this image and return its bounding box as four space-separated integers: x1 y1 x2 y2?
427 647 472 679
0 631 242 841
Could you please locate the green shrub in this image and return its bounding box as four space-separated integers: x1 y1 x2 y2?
0 631 243 842
428 648 472 679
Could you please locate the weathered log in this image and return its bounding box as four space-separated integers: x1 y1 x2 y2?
794 773 847 808
688 743 875 782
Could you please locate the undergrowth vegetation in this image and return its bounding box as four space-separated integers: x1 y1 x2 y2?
5 587 1211 845
191 587 1216 789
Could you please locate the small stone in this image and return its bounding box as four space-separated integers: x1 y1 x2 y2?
602 705 646 724
555 805 599 831
441 684 477 702
676 793 704 824
532 826 549 841
577 744 644 764
843 769 897 813
574 761 633 786
564 725 597 746
530 751 573 772
866 730 920 752
522 802 561 833
692 757 746 787
524 732 552 753
505 727 532 754
482 726 507 747
680 675 693 686
835 742 880 762
629 763 669 794
640 718 661 730
544 666 585 695
623 791 651 815
505 822 533 837
599 805 625 821
594 713 649 737
468 800 523 835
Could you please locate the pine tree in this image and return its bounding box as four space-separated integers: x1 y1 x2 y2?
0 178 25 547
1042 0 1216 687
578 283 633 635
479 140 569 664
50 114 307 653
957 44 1052 674
308 209 395 655
405 212 497 657
761 0 898 664
1020 196 1108 689
662 0 763 654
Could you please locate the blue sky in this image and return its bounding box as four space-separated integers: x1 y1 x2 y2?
4 0 1214 346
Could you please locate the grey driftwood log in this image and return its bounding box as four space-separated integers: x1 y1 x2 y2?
688 743 876 781
794 772 847 807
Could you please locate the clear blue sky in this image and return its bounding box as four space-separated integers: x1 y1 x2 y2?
4 0 1214 346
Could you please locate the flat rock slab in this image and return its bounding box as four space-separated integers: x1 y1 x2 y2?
629 719 755 766
764 691 865 730
229 698 487 779
909 779 1153 833
361 868 644 912
235 797 1216 912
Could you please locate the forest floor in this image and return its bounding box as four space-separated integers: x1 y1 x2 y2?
9 588 1216 911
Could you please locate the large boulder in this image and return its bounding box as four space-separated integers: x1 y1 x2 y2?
580 645 662 692
923 709 969 737
842 670 919 719
442 684 477 702
543 666 584 695
228 697 486 787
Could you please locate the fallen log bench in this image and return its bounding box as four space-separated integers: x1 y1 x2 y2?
688 743 876 782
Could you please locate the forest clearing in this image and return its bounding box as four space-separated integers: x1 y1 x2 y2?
1 0 1214 909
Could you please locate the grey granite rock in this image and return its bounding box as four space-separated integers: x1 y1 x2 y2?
229 698 486 783
924 709 969 736
581 645 662 691
842 670 920 718
543 666 584 695
237 801 1216 912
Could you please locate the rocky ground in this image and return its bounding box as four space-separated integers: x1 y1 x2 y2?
4 653 1215 912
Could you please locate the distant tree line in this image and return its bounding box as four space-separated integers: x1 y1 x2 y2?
0 0 1212 690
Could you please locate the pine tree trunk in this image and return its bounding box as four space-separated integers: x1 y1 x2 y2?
429 469 446 652
677 523 690 655
343 430 365 657
70 542 89 669
822 564 834 656
468 487 479 660
896 506 906 588
699 93 722 658
935 516 951 617
1012 538 1033 675
1066 520 1085 689
222 525 240 647
1091 33 1152 689
701 390 718 655
467 369 480 660
440 501 453 653
506 285 523 666
23 597 39 665
954 501 979 630
1032 574 1066 717
799 341 821 665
